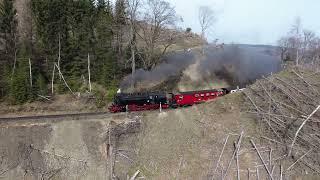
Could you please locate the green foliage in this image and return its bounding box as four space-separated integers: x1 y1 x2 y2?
106 86 118 102
9 56 32 104
0 0 17 42
32 0 118 91
0 0 18 98
10 70 30 104
35 73 47 95
1 0 128 105
93 89 107 108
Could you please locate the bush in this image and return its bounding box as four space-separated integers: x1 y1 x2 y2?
106 87 117 102
9 68 32 104
35 73 48 95
94 89 107 108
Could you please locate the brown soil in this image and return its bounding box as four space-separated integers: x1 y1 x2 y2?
0 94 101 118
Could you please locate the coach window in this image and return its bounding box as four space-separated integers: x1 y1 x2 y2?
179 95 184 99
206 93 210 96
201 94 204 97
195 94 199 97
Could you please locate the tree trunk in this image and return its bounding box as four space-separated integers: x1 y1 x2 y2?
11 49 17 80
28 58 32 87
58 33 61 69
130 23 136 89
88 53 92 92
51 64 56 95
296 48 299 66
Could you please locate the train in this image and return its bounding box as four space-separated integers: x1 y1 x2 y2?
108 87 244 113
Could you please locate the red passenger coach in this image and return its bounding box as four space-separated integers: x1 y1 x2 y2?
173 89 225 107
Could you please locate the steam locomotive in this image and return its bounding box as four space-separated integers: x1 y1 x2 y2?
108 87 244 113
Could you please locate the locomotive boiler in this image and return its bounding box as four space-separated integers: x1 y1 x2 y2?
108 87 244 113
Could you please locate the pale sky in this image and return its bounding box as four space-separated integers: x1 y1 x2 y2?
167 0 320 45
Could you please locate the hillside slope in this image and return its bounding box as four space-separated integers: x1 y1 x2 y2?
1 68 319 179
115 67 319 179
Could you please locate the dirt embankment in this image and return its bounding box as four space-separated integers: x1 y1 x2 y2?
0 114 141 180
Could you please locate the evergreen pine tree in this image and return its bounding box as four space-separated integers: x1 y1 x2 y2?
0 0 18 98
9 45 32 104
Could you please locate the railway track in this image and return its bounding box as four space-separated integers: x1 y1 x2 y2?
0 111 113 123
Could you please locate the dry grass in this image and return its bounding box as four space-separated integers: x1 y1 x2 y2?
0 94 100 117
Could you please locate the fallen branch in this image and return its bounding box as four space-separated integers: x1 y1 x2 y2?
288 105 320 156
292 70 319 96
286 149 312 172
250 140 274 180
212 135 229 178
130 170 140 180
37 94 51 101
222 131 243 180
54 63 75 96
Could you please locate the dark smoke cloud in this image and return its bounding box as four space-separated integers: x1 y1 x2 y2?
121 44 282 91
199 44 281 86
120 52 196 89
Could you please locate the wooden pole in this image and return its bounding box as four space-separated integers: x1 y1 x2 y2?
87 53 92 92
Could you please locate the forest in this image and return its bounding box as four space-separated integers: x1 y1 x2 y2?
0 0 185 105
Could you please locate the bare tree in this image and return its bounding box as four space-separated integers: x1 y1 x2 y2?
137 0 179 70
126 0 141 87
277 37 290 61
198 6 215 54
277 17 320 68
198 6 215 42
290 17 302 65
